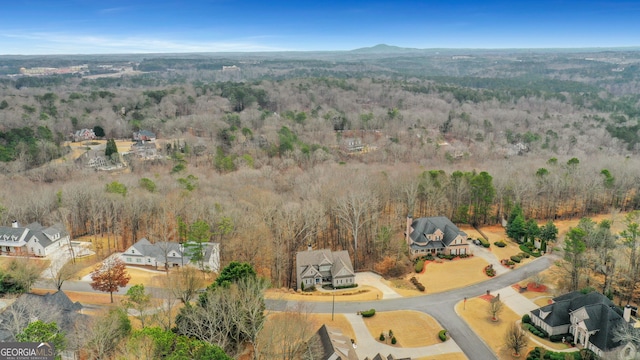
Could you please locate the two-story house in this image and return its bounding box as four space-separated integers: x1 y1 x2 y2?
0 221 70 257
530 291 634 357
405 216 469 258
296 248 355 290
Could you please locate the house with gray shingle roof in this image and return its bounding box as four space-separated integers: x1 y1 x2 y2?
296 248 355 290
121 238 220 272
0 221 70 257
307 324 358 360
530 291 634 357
404 216 469 258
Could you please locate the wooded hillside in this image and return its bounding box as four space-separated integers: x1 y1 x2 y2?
1 49 639 286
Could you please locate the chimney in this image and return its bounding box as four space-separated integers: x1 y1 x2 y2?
624 305 632 323
405 214 413 245
307 244 313 252
11 220 18 228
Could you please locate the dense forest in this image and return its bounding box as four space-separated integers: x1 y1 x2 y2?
1 48 640 288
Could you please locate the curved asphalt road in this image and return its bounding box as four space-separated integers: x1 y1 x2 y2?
266 255 557 360
34 255 557 359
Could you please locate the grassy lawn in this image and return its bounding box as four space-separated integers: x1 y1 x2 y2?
265 285 382 302
306 313 356 341
414 354 468 360
409 257 490 294
456 297 524 359
362 310 444 347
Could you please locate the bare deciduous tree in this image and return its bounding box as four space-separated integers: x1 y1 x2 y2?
334 182 379 270
504 323 528 356
163 266 205 304
488 295 503 321
49 260 82 290
256 303 321 360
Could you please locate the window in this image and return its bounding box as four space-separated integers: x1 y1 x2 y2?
136 258 142 263
131 249 135 254
147 258 151 263
126 257 132 262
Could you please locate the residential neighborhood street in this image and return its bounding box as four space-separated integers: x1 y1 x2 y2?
266 254 557 360
32 253 557 360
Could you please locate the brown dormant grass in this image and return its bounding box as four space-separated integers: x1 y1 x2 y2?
410 257 490 294
362 310 444 347
306 313 356 341
455 297 523 359
265 285 382 302
414 354 468 360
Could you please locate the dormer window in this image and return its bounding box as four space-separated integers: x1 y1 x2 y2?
131 249 135 254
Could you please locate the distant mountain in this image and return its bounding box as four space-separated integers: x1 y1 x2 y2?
350 44 422 54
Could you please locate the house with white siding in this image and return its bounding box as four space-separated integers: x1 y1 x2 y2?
0 221 70 257
121 238 220 272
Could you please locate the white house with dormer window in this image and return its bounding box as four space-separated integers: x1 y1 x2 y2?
121 238 220 272
0 221 70 257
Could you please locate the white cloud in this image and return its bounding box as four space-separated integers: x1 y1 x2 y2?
0 31 288 54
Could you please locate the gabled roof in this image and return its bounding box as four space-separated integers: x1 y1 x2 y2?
126 238 218 266
296 249 355 283
332 254 355 278
0 291 85 342
585 304 625 351
409 216 466 247
310 325 358 360
0 222 67 249
297 249 335 269
531 291 628 352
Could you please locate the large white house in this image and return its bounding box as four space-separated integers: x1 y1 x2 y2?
530 291 635 357
121 238 220 272
0 221 70 257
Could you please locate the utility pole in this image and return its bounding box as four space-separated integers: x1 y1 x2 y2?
332 293 335 321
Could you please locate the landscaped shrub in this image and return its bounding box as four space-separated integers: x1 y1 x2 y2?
459 253 470 258
484 265 496 277
494 240 507 247
549 334 571 342
409 277 426 291
519 244 542 257
526 347 582 360
333 284 357 290
478 237 491 248
391 336 397 344
510 255 522 263
438 330 447 342
415 259 425 273
525 323 548 338
361 309 376 318
522 314 531 324
379 332 385 341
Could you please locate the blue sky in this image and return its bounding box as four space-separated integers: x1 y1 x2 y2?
1 0 639 54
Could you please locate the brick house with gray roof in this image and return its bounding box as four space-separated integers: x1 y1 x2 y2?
530 291 634 357
296 248 355 290
0 221 70 257
405 216 469 258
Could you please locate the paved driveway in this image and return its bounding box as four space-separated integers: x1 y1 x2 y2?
355 272 402 299
40 241 94 280
493 285 539 316
267 254 558 360
344 313 462 359
471 243 509 276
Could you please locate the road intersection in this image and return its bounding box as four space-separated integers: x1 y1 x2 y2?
34 253 557 359
266 254 557 360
